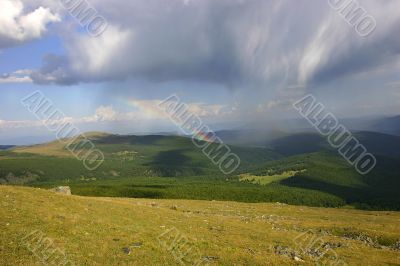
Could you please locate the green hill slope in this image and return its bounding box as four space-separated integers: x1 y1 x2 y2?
1 132 399 210
246 151 400 210
5 133 278 181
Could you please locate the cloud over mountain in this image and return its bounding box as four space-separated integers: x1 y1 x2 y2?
20 0 398 95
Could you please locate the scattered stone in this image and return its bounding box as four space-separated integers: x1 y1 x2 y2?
246 247 256 254
202 256 219 261
122 247 131 255
322 242 343 249
274 245 301 261
301 241 346 260
316 228 329 236
131 242 143 248
294 255 304 262
49 186 72 195
378 245 390 250
170 205 178 211
392 241 400 250
343 232 375 246
306 248 324 258
209 226 223 232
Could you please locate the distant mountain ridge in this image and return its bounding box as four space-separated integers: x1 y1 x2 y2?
370 115 400 136
0 145 14 150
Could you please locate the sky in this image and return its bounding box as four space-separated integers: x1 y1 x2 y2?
0 0 399 144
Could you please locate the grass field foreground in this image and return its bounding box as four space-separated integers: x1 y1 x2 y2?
1 186 399 265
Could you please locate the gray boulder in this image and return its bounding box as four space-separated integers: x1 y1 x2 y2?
50 186 72 195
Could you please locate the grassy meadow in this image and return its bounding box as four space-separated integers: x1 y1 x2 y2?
1 185 399 265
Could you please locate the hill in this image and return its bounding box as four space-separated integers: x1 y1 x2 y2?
370 115 400 136
248 152 400 210
10 133 279 178
1 186 399 265
1 131 400 210
264 131 400 158
0 145 14 150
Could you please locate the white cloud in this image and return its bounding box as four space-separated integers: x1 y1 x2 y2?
0 0 60 49
68 26 132 77
0 119 42 129
80 106 119 123
0 69 33 84
80 101 228 123
0 99 232 131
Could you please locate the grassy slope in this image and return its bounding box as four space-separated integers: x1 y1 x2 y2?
1 186 399 265
34 177 345 207
2 132 400 209
249 152 400 210
239 170 304 185
9 134 279 178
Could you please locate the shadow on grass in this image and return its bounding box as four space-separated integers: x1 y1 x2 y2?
145 149 205 176
280 174 371 203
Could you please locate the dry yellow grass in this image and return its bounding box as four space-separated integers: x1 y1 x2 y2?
13 140 73 157
12 132 110 158
0 185 399 265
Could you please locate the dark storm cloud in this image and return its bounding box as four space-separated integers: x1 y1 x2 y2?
24 0 400 94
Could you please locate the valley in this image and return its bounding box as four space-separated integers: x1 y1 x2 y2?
0 131 399 210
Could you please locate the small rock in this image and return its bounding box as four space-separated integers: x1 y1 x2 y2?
322 242 343 249
49 186 71 195
274 245 300 259
209 226 223 232
246 248 256 254
122 247 131 255
202 256 219 261
392 241 400 250
131 242 143 248
170 205 178 211
294 255 304 262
